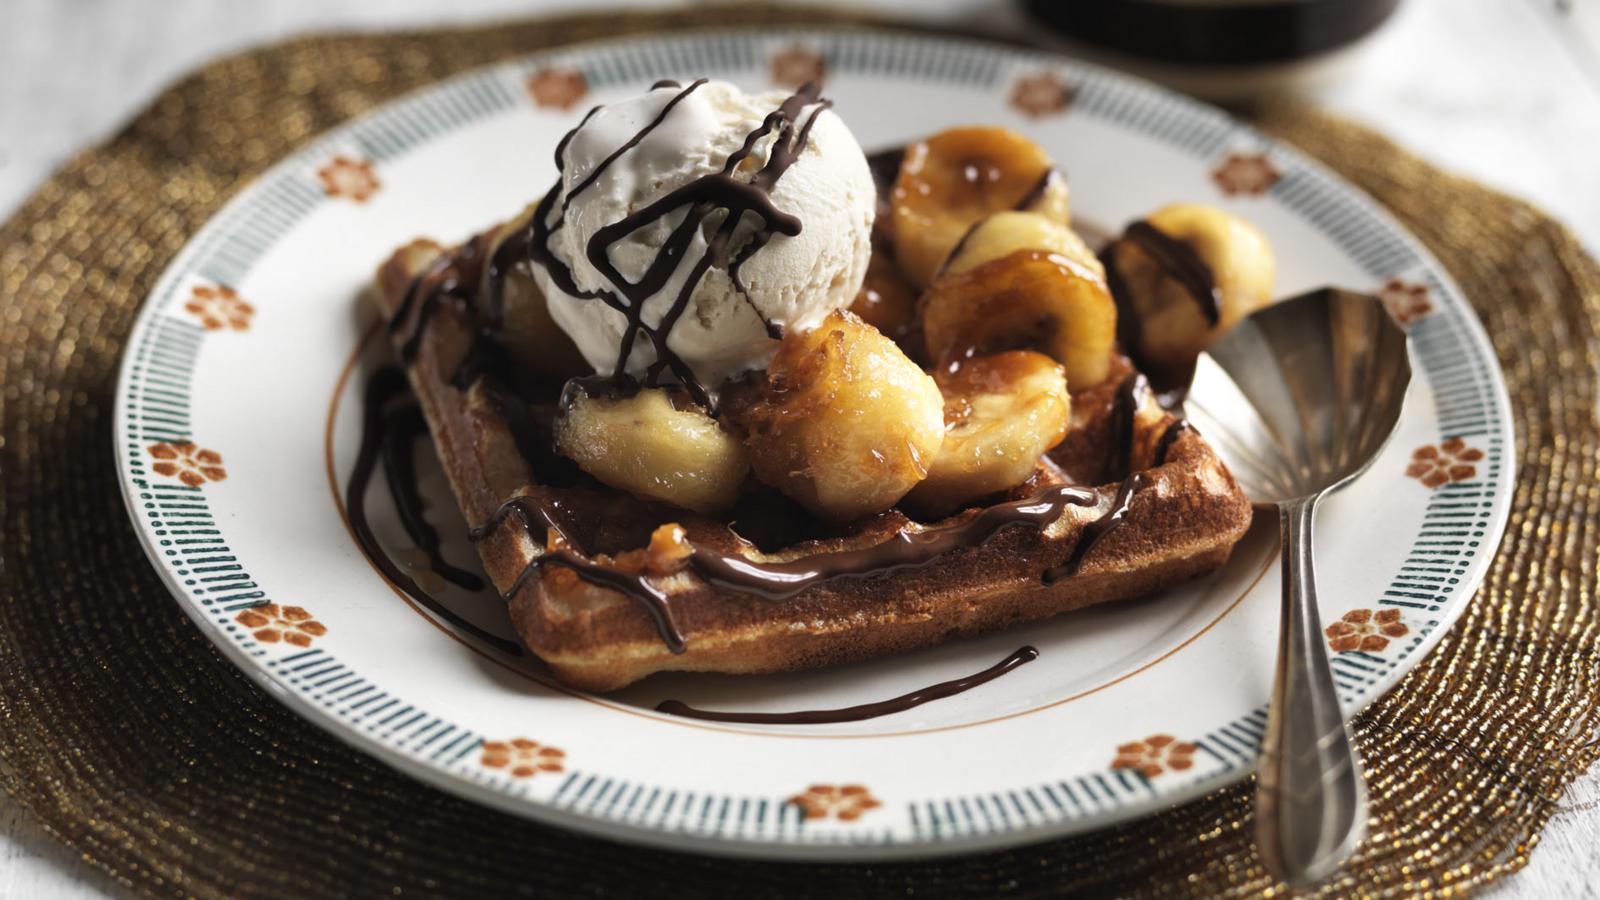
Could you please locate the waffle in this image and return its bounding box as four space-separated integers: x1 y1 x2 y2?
370 238 1254 691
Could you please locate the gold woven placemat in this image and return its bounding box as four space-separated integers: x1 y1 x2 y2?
3 8 1598 897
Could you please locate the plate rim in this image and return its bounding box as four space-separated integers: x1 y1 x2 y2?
111 25 1517 861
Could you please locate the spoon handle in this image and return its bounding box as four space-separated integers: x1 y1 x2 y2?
1254 494 1367 885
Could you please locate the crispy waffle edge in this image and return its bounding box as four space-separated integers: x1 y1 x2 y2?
372 240 1255 692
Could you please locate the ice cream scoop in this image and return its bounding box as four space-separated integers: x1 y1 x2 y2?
530 79 876 401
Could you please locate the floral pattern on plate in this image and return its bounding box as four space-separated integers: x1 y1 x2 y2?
184 284 254 332
1009 70 1073 118
147 441 227 487
317 156 380 202
789 785 882 821
1380 278 1434 325
1407 438 1485 487
770 43 826 89
1326 608 1409 653
236 604 328 648
1111 735 1197 778
481 738 567 779
526 67 588 110
1211 152 1280 197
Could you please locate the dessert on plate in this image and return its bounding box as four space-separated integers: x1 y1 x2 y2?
367 78 1274 691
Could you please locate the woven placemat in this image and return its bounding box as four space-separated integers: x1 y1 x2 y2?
3 8 1598 897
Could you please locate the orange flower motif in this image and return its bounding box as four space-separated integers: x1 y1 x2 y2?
317 155 380 202
147 441 227 487
1379 278 1433 325
1325 608 1408 653
526 67 588 110
1009 71 1073 118
1111 734 1197 778
770 43 826 90
789 784 882 822
183 284 254 331
235 604 328 648
480 738 566 778
1406 437 1485 488
1211 152 1280 197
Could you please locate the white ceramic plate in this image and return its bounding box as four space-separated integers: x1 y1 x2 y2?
113 29 1514 860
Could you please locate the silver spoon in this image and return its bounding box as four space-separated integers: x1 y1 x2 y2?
1185 288 1411 885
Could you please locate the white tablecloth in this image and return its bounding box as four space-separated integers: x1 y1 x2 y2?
2 0 1596 895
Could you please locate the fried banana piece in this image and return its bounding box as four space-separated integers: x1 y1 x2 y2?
737 311 944 523
904 350 1071 518
891 127 1069 289
922 212 1117 389
554 387 750 515
1105 203 1275 373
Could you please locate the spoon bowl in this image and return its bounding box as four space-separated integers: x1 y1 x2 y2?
1190 288 1412 502
1185 287 1412 885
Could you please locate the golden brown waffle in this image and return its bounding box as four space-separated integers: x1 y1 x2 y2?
373 238 1254 691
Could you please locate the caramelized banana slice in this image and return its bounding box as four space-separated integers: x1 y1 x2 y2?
554 387 749 515
922 214 1117 390
942 209 1099 278
848 251 918 349
737 311 944 523
492 206 587 380
904 351 1071 518
891 127 1069 289
1105 203 1275 375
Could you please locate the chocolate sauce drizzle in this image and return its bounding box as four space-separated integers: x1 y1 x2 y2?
361 81 853 658
510 548 688 654
1152 418 1192 467
464 492 690 652
655 645 1039 724
364 121 1201 675
380 403 485 592
476 484 1099 652
466 493 562 544
529 80 829 408
687 485 1098 600
381 80 832 415
346 368 522 656
1100 219 1221 407
1106 373 1145 484
1123 222 1220 325
1041 373 1191 583
561 81 707 214
1045 474 1145 584
389 232 494 366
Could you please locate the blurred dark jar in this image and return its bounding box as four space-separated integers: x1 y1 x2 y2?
1025 0 1404 100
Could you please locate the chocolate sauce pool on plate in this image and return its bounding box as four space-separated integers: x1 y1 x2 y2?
379 402 485 592
346 368 522 655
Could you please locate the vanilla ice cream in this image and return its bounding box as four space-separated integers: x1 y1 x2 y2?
531 79 876 392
